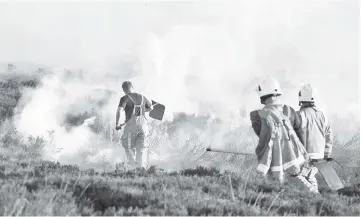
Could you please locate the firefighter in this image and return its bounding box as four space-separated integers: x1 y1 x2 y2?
297 83 333 192
250 77 318 193
115 81 153 168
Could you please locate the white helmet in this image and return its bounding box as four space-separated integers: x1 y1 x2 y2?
298 83 316 102
257 77 282 97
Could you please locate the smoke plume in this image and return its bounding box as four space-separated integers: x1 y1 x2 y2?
0 1 358 168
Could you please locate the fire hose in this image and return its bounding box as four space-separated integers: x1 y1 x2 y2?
205 147 255 156
205 147 343 167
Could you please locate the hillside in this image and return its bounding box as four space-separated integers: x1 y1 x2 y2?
0 72 359 216
0 160 359 216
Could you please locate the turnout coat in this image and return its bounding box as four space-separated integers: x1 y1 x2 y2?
250 104 308 182
297 104 333 159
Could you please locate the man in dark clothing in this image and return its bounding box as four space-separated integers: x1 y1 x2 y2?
116 81 153 168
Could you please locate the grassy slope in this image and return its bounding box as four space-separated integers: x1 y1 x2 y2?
0 159 359 216
0 73 359 216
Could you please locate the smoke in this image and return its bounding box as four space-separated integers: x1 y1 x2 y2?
0 1 359 168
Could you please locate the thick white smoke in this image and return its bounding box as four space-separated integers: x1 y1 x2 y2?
0 1 359 168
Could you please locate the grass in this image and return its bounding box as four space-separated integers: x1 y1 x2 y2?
0 159 359 216
0 71 359 216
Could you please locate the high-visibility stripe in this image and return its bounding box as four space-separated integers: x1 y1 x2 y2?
308 153 324 159
268 157 305 172
270 166 282 171
257 164 269 174
283 156 305 170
